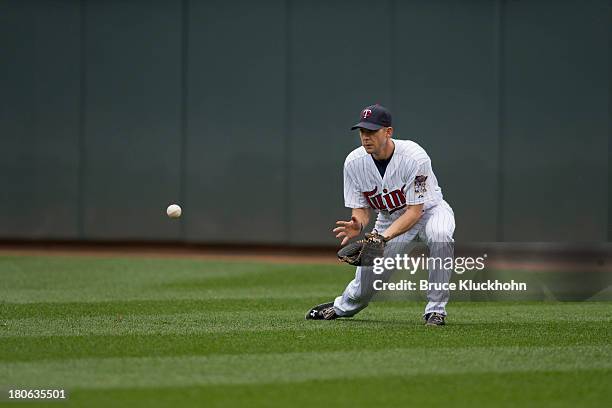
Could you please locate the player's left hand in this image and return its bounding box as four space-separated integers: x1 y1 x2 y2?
332 216 362 246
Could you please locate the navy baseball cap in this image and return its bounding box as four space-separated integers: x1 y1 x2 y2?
351 104 392 130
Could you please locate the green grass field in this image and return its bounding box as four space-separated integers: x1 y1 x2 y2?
1 254 611 407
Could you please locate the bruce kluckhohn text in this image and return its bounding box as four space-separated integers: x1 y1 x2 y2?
373 279 528 292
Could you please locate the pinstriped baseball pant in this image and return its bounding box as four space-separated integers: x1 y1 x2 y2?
333 200 456 317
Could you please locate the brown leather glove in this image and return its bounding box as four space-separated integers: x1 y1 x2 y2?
337 232 388 266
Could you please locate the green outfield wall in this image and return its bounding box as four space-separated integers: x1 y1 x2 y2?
1 0 610 244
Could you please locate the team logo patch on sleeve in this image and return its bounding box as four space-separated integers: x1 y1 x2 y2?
414 175 428 198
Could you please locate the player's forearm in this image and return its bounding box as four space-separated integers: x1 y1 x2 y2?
351 208 371 232
382 204 424 240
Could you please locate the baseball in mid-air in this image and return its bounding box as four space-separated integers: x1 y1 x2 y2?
166 204 182 218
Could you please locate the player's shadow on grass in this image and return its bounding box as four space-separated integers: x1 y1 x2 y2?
335 318 483 327
335 318 419 327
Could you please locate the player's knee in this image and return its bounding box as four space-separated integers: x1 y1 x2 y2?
348 283 376 304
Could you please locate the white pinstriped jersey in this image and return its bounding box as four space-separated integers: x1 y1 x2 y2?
343 139 443 220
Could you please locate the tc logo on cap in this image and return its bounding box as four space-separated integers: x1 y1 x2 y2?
362 109 372 119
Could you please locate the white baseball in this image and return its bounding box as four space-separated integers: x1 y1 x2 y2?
166 204 182 218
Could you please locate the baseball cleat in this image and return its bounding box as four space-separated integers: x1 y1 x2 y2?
424 312 446 326
305 302 338 320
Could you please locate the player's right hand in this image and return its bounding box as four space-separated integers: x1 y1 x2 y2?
332 216 362 246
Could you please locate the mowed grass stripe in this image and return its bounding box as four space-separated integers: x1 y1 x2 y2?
2 299 610 320
2 310 310 337
1 346 610 389
0 255 352 304
2 321 609 363
0 298 311 319
0 287 340 304
64 371 612 408
0 255 350 288
3 303 612 338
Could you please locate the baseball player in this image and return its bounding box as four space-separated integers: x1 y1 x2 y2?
306 104 455 326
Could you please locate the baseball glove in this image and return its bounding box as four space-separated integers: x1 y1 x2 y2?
337 232 388 266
